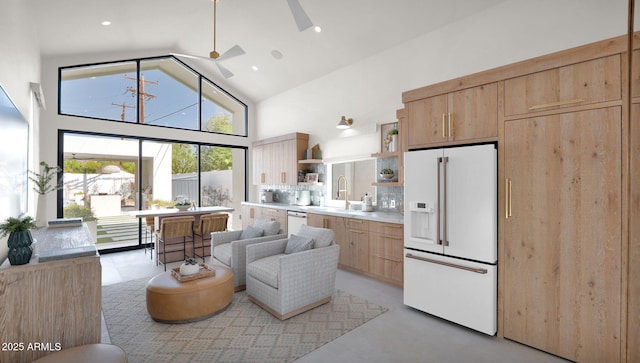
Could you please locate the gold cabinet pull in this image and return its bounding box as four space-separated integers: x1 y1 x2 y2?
260 173 265 184
447 112 452 138
249 208 254 218
280 172 286 184
528 98 585 111
442 113 446 139
505 178 512 219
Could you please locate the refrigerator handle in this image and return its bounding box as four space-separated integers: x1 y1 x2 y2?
436 157 442 245
442 156 449 247
406 253 488 274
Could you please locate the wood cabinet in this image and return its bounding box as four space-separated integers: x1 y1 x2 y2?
241 204 260 229
504 55 621 117
503 107 622 362
261 207 287 231
405 83 497 149
368 222 403 286
253 133 308 185
343 219 369 272
308 213 403 286
0 225 101 363
241 204 286 233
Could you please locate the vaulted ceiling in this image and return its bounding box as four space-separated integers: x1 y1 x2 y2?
29 0 507 102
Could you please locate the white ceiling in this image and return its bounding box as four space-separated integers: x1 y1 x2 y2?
29 0 507 102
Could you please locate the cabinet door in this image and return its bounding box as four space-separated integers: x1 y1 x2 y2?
447 83 497 141
406 94 447 148
308 214 346 263
504 55 621 117
345 219 369 272
503 107 621 362
241 205 260 229
252 145 264 185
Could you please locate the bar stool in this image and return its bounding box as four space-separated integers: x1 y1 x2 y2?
193 213 228 263
144 216 156 260
155 216 195 271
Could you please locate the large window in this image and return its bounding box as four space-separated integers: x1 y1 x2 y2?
59 56 247 136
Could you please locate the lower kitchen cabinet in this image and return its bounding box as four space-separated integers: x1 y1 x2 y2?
308 212 403 286
241 205 287 234
344 219 369 272
368 222 403 286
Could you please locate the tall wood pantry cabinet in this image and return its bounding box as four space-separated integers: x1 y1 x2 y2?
501 51 623 362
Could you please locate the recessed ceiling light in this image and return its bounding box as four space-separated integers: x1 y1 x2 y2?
314 26 322 33
252 65 259 71
271 50 283 60
101 20 112 26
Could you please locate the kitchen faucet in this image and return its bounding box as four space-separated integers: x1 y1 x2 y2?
337 175 350 210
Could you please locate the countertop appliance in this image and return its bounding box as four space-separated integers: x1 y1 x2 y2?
403 144 497 335
294 190 311 206
287 210 307 236
260 190 274 203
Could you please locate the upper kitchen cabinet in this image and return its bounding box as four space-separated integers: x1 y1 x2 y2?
504 55 622 118
253 133 308 185
403 82 498 149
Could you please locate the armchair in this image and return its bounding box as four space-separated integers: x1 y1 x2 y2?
211 219 285 291
245 226 340 320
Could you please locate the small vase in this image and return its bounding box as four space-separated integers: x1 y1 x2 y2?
180 262 200 276
7 230 33 249
8 245 33 265
35 194 47 228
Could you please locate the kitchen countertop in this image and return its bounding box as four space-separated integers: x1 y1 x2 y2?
242 201 404 224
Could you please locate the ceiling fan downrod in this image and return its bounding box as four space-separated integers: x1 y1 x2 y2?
210 0 220 59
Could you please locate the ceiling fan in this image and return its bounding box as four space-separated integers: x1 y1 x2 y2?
286 0 314 32
172 0 245 78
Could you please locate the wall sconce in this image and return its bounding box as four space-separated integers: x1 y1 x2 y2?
336 116 353 129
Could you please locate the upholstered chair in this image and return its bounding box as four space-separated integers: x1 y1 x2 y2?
245 225 340 320
211 219 285 291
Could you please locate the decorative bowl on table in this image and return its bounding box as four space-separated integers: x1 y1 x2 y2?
175 205 190 211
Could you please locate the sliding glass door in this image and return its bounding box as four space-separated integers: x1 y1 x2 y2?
62 132 246 252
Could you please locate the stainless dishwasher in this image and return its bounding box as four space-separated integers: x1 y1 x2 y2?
287 211 307 237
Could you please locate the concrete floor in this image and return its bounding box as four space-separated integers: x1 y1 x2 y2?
100 250 567 363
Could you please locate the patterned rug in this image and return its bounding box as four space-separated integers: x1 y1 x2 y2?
102 277 388 363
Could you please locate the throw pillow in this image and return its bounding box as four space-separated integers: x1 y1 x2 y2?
240 225 264 240
296 224 334 248
285 234 315 254
254 218 280 236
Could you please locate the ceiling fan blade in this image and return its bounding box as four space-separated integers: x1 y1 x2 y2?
286 0 313 32
171 53 213 62
216 45 246 62
216 63 235 78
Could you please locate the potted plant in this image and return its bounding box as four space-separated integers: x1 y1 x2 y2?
28 161 63 227
380 168 395 180
0 214 38 265
174 200 193 211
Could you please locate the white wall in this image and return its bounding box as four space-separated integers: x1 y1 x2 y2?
0 0 41 263
255 0 628 162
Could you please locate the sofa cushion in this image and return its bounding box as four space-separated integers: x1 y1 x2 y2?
213 243 232 266
284 234 314 254
247 254 283 289
296 225 334 248
254 219 280 236
240 225 264 240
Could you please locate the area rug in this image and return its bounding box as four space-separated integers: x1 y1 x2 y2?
102 277 388 363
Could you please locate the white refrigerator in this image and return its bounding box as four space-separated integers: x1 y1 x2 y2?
403 144 497 335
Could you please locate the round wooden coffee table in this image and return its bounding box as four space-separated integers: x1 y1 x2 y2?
145 264 233 323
